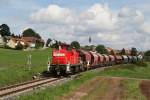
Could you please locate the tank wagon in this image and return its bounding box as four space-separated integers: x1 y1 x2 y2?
97 53 104 66
109 55 115 65
127 56 133 63
48 44 142 75
102 54 110 66
122 55 128 64
115 55 122 64
132 56 138 63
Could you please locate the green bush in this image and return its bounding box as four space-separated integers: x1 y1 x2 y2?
15 43 23 50
134 61 147 67
35 42 44 49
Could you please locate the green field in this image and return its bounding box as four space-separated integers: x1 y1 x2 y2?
18 62 150 100
0 48 150 100
0 48 52 87
98 62 150 79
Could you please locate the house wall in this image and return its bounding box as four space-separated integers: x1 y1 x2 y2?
0 35 5 46
6 39 17 48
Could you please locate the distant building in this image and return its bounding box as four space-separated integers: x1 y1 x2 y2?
21 37 44 48
106 47 115 55
6 36 45 49
6 38 24 49
0 34 5 46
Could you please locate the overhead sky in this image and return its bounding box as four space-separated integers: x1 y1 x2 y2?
0 0 150 50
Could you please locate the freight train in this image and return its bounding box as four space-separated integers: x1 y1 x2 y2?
48 44 143 75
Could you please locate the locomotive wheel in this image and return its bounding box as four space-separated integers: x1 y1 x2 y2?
75 66 80 73
71 67 76 74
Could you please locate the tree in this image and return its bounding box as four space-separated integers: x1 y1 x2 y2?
22 28 41 39
96 45 107 54
0 24 11 36
46 38 52 47
131 47 137 56
51 40 59 49
35 41 44 49
70 41 80 49
144 50 150 56
121 48 126 55
15 42 23 50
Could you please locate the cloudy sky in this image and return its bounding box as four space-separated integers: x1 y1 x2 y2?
0 0 150 50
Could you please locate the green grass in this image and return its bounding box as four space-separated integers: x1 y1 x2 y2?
122 79 146 100
0 48 52 87
81 79 146 100
18 62 150 100
18 71 98 100
98 62 150 79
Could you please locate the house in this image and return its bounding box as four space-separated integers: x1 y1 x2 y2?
106 47 115 55
6 38 25 49
6 36 45 49
21 37 44 48
0 34 5 47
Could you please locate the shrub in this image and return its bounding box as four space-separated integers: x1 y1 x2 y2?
15 42 23 50
134 61 147 67
35 42 44 49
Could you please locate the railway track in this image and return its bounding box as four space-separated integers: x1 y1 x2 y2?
0 77 61 99
0 66 112 99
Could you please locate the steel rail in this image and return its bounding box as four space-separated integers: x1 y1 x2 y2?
0 78 60 98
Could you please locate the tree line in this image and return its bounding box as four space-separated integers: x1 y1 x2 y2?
1 24 149 55
0 24 41 39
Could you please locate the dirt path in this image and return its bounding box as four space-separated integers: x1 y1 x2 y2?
59 76 150 100
60 77 124 100
101 78 123 100
60 77 105 100
140 80 150 100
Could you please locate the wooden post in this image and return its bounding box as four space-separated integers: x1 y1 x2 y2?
27 54 32 70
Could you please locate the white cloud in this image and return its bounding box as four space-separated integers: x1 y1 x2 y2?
97 33 119 41
30 5 74 24
78 4 118 31
30 4 150 50
141 22 150 34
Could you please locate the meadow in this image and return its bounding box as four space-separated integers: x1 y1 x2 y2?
0 48 52 87
18 62 150 100
0 48 150 100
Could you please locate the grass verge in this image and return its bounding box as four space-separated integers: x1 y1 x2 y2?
18 62 150 100
122 79 146 100
18 71 99 100
0 48 51 87
98 62 150 79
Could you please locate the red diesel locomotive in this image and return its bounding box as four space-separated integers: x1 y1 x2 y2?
48 44 141 75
